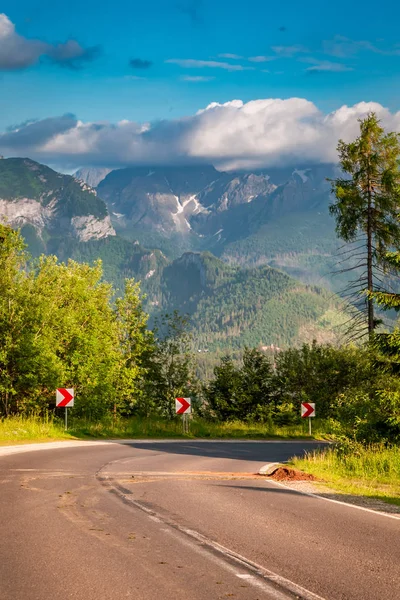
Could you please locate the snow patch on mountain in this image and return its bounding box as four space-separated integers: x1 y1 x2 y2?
293 169 309 183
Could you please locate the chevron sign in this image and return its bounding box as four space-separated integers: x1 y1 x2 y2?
175 397 191 414
56 388 74 408
301 402 315 418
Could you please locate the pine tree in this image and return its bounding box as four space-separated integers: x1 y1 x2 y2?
370 252 400 371
146 311 198 418
330 112 400 338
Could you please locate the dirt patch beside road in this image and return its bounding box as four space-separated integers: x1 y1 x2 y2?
268 466 318 481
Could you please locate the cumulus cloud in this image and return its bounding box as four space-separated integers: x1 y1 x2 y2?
1 99 399 171
1 114 78 148
0 13 99 71
166 58 255 71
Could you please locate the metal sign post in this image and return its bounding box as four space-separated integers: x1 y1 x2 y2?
182 413 190 434
65 407 68 431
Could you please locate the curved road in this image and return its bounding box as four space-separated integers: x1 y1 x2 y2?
0 440 399 600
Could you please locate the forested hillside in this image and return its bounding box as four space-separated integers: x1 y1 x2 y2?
0 158 354 356
158 252 346 351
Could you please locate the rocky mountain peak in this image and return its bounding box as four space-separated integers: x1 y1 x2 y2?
0 158 115 243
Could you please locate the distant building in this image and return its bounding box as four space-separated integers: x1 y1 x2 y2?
260 344 282 353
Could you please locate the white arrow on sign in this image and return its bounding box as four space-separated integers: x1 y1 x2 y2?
301 402 315 418
175 397 191 414
56 388 74 408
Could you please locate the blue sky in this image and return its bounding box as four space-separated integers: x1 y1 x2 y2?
2 0 400 128
1 0 400 169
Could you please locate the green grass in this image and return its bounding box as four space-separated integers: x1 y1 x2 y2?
292 443 400 506
0 415 328 444
0 415 72 444
68 417 324 440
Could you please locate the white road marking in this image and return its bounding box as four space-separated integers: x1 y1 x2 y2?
237 573 279 591
100 472 327 600
159 522 298 600
267 479 400 521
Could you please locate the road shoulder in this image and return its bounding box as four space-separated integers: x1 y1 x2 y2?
259 464 400 518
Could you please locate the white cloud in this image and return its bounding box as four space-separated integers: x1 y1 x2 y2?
303 58 353 72
181 75 215 82
123 75 146 80
217 53 243 60
166 58 255 71
1 99 400 171
0 13 99 70
323 35 400 58
271 45 309 57
248 56 275 63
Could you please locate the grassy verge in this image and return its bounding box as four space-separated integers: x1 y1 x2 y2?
0 415 72 444
68 417 327 440
292 444 400 506
0 415 330 444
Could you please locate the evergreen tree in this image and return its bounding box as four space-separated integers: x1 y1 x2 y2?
370 252 400 372
204 348 274 421
114 280 154 414
146 311 198 418
204 356 244 421
329 112 400 338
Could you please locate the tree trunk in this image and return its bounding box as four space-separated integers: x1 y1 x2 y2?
367 190 374 338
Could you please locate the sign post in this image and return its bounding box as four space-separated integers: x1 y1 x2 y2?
175 397 192 434
301 402 315 435
56 388 74 430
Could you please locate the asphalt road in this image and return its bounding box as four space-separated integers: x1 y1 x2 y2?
0 440 399 600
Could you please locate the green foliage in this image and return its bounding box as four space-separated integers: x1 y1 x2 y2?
203 340 400 443
160 253 347 353
273 342 373 419
0 225 151 418
204 348 274 422
329 112 400 334
143 311 199 418
330 114 400 246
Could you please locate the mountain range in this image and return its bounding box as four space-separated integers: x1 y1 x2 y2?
78 162 342 291
0 156 349 361
0 157 115 256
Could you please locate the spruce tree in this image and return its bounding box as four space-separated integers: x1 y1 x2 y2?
370 252 400 372
330 112 400 338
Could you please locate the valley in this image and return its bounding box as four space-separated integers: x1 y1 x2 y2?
1 157 351 360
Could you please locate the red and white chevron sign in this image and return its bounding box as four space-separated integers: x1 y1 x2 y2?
301 402 315 418
175 397 191 415
56 388 74 408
